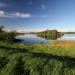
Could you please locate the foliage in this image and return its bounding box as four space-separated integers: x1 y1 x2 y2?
0 25 4 33
0 25 24 42
37 30 61 40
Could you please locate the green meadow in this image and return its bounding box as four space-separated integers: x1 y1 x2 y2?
0 41 75 75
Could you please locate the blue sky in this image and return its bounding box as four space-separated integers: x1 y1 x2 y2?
0 0 75 32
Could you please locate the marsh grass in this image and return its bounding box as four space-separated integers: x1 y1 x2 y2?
0 41 75 75
51 40 75 47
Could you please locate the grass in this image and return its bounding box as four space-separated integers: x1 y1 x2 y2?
0 41 75 75
50 40 75 47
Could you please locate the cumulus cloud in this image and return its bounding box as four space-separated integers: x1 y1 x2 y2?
0 10 32 18
12 12 32 18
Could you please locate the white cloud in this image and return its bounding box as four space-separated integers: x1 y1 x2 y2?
12 12 32 18
0 10 48 18
0 10 13 18
0 11 5 16
0 10 32 18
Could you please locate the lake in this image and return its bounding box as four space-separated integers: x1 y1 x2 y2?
58 34 75 40
16 34 75 45
16 34 51 45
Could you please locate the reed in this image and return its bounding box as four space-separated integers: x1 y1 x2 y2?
51 40 75 47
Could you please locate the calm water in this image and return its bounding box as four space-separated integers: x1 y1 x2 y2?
16 34 75 45
58 34 75 40
16 34 51 45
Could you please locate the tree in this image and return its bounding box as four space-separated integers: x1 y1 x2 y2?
0 25 4 32
37 30 61 40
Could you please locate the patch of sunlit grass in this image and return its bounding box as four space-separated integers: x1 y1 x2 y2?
50 40 75 47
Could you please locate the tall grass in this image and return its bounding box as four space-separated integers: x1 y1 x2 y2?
0 41 75 75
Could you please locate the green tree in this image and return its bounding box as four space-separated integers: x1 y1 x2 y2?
0 25 4 32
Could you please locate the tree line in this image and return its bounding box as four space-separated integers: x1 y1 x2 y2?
0 25 16 42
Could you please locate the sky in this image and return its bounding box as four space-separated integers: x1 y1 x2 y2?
0 0 75 32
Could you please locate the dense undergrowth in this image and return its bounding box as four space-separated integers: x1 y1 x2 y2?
0 42 75 75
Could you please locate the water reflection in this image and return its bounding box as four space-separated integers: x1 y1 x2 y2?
16 34 51 45
16 34 75 45
58 34 75 40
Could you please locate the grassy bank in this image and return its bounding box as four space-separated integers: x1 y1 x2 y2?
0 41 75 75
50 40 75 47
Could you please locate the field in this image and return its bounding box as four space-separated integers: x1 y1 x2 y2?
0 41 75 75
